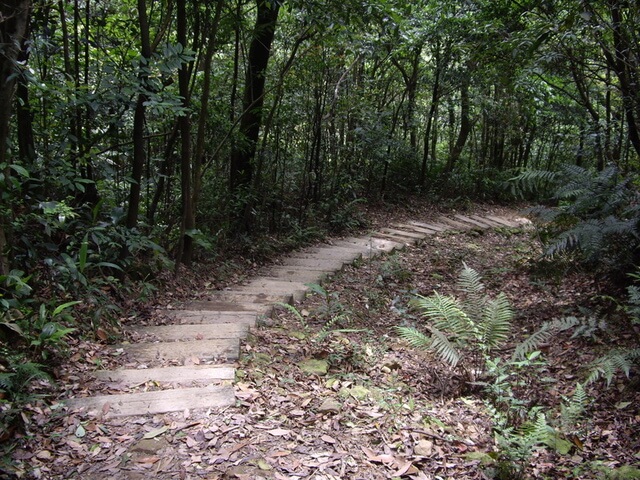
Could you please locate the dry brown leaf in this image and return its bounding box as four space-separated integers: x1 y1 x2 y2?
267 428 291 437
321 434 336 444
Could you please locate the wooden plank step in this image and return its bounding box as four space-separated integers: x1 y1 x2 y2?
93 364 235 385
65 385 235 417
159 310 257 326
279 257 349 269
261 267 334 283
370 232 413 244
128 323 249 341
468 214 503 227
392 223 439 235
181 299 277 316
484 214 522 228
379 228 426 240
121 338 240 362
437 216 473 230
453 214 493 228
409 221 448 232
334 237 403 252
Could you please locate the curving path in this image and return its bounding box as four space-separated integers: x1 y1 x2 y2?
65 213 528 417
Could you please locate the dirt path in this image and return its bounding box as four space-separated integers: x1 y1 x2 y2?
64 213 526 418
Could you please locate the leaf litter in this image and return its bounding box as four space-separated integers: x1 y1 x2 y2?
5 203 640 479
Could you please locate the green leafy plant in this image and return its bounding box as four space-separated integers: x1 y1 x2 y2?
395 264 513 381
512 165 640 272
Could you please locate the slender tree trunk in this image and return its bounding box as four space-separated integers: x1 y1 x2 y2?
0 0 31 276
176 0 194 265
192 1 223 215
229 0 280 232
445 76 471 173
420 65 441 186
125 0 153 230
607 0 640 158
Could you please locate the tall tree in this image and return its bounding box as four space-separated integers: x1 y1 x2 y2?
0 0 31 276
229 0 281 231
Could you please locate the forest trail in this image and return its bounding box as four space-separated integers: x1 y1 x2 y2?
64 213 527 417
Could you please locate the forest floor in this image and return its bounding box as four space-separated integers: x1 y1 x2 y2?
5 200 640 479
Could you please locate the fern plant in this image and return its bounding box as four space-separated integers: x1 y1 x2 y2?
512 164 640 271
396 264 513 380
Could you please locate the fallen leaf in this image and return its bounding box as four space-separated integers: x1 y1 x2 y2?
136 456 160 464
267 428 291 437
269 450 292 457
36 450 52 461
143 426 168 439
321 435 336 444
362 447 395 464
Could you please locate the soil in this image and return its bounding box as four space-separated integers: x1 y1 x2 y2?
4 200 640 479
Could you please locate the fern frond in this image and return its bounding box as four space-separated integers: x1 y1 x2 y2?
304 283 328 298
0 372 14 391
395 326 432 350
561 383 588 431
480 293 513 350
457 263 485 296
513 317 581 360
457 264 486 323
513 324 552 360
586 348 640 386
412 292 472 335
430 326 461 368
274 302 307 328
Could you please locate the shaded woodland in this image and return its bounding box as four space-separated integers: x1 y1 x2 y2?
1 1 640 477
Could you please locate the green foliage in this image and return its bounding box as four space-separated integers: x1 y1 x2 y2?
585 348 640 386
396 265 513 375
514 165 640 272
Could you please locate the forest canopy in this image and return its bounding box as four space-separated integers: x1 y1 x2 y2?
0 0 639 296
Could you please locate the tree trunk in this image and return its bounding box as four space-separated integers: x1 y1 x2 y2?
0 0 31 276
229 0 280 232
125 0 152 230
176 0 194 265
445 76 471 173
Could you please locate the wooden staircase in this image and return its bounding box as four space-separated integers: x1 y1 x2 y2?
64 213 527 417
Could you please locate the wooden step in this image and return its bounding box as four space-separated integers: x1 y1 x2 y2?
453 214 493 228
409 220 448 232
120 338 240 362
65 385 235 417
128 323 249 341
378 228 426 240
484 214 522 228
159 310 257 326
437 216 473 230
392 223 439 235
93 364 235 385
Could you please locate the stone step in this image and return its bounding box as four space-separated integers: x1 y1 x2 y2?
260 267 334 284
181 299 275 316
93 364 235 385
65 385 235 417
120 338 240 362
129 323 249 341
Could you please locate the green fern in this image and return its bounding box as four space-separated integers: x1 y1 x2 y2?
518 164 640 271
397 265 513 373
480 293 513 349
585 348 640 386
513 317 581 360
560 383 589 432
